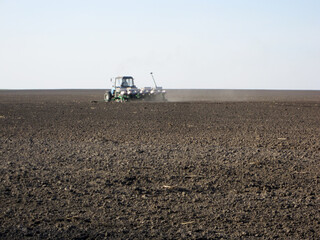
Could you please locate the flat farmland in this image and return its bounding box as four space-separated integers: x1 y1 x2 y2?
0 90 319 239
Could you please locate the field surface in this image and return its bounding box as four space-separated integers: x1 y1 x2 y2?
1 90 320 239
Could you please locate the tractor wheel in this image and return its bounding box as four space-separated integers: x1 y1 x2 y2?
104 91 112 102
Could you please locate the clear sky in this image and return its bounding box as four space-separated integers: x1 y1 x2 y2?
0 0 319 89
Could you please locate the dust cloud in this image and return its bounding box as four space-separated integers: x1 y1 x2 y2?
165 89 320 102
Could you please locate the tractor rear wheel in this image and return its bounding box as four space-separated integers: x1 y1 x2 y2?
104 91 112 102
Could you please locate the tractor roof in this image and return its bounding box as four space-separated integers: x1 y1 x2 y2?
115 76 133 80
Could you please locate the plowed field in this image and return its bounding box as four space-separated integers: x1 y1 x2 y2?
1 90 319 239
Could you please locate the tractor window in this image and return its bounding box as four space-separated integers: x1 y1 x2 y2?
122 79 129 87
122 78 134 87
115 79 122 87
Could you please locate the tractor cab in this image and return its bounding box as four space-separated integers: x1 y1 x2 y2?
114 76 136 88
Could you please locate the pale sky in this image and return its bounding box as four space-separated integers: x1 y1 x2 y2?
0 0 319 89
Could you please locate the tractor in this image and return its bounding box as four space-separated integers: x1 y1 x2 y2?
104 73 166 102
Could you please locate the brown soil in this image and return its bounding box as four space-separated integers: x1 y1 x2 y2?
1 90 320 239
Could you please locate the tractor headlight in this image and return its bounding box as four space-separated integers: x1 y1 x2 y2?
127 91 131 95
120 91 126 95
162 90 166 93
